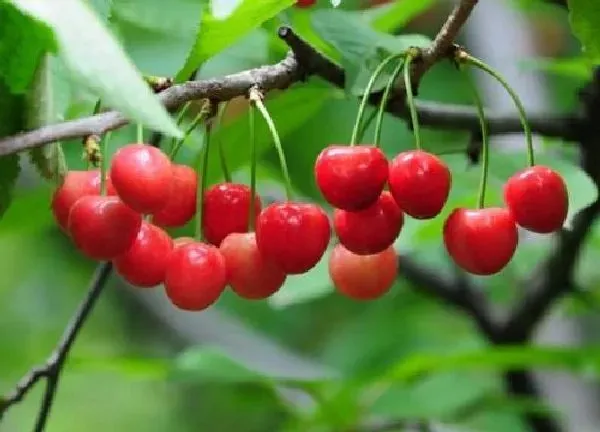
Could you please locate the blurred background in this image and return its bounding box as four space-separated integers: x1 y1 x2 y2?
1 0 599 431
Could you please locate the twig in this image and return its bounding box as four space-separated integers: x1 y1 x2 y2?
0 262 113 430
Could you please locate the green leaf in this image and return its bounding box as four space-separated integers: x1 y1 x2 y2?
69 354 170 380
27 54 69 183
0 154 21 220
311 9 431 95
8 0 182 138
175 0 295 81
520 56 593 81
371 0 436 33
567 0 600 60
0 2 54 93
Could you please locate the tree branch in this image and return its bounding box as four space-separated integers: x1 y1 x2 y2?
0 262 113 430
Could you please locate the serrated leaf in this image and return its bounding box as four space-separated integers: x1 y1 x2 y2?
8 0 182 138
176 0 295 82
567 0 600 61
311 9 431 95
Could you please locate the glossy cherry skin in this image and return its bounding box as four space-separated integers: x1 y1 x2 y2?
164 242 227 311
110 144 174 214
388 150 451 219
68 195 142 260
51 170 116 232
152 164 197 227
256 202 331 274
314 145 389 211
202 183 262 246
503 165 568 234
296 0 317 7
114 222 173 287
443 207 518 276
220 232 287 300
329 244 398 300
334 191 403 255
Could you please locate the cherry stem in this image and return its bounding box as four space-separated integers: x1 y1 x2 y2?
374 57 405 147
194 125 211 241
99 132 111 196
461 53 534 167
215 101 232 182
249 88 292 201
169 102 192 151
248 103 257 232
349 52 405 146
136 123 143 144
461 65 489 209
357 108 377 143
169 107 208 160
403 50 422 151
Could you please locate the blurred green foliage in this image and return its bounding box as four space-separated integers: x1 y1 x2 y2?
0 0 600 431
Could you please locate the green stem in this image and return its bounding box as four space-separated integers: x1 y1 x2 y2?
374 57 405 147
195 127 211 241
170 102 192 151
215 102 231 182
169 110 207 160
136 123 143 143
461 65 489 209
462 54 534 167
250 90 293 200
403 51 421 150
248 103 257 232
349 52 405 146
99 132 111 196
356 108 378 144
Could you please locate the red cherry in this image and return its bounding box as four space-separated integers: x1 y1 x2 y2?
68 195 142 260
296 0 316 7
114 222 173 288
164 242 227 311
51 170 115 232
202 183 262 246
333 191 403 255
388 150 451 219
256 202 331 274
329 244 397 300
443 207 518 276
220 232 287 300
110 144 174 214
173 236 195 248
503 165 568 234
152 164 197 227
315 145 389 211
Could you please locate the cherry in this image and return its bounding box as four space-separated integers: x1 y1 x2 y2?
164 242 227 311
220 232 286 300
173 236 195 248
256 202 331 274
315 145 389 211
333 191 403 255
443 207 518 276
110 144 174 214
388 150 451 219
152 164 197 227
68 195 142 260
329 244 397 300
114 221 173 288
202 183 262 246
503 165 568 234
51 170 115 232
296 0 316 7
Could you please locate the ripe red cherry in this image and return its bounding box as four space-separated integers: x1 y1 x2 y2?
114 222 173 288
220 232 287 300
256 202 331 274
388 150 451 219
329 244 398 300
315 145 389 211
152 164 197 227
202 183 262 246
443 207 518 276
296 0 316 7
68 195 142 260
334 191 403 255
110 144 174 214
51 170 115 232
503 165 568 234
164 242 227 311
